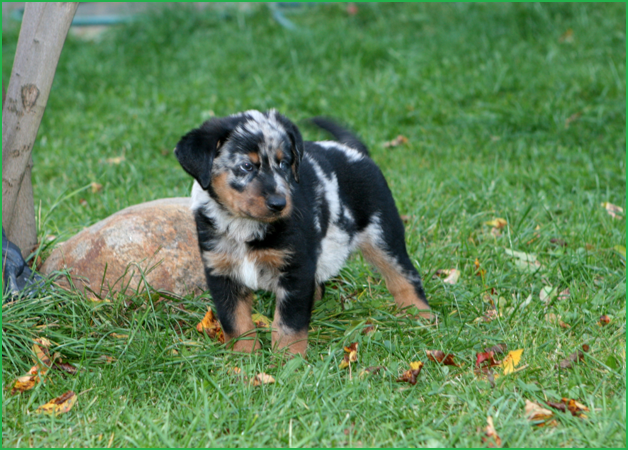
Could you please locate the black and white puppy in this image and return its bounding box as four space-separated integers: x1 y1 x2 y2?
175 110 429 355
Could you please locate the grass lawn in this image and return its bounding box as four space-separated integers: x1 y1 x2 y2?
2 3 626 447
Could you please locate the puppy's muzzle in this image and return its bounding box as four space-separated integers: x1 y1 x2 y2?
266 195 287 213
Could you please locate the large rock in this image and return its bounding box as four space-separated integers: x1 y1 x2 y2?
40 198 206 298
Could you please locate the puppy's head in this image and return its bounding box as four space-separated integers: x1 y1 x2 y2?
175 110 304 222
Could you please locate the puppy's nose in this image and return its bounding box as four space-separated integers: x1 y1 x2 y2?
266 195 287 212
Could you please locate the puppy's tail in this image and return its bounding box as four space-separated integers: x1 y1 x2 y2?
310 117 370 157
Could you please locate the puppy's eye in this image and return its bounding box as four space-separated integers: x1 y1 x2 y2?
240 162 254 173
278 160 290 171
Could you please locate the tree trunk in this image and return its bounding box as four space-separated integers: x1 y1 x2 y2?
2 2 78 258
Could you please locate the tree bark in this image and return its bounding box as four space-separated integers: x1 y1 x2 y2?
2 2 78 258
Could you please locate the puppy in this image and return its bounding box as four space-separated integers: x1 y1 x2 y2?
175 110 429 355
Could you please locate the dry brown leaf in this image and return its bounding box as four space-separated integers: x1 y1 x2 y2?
525 399 556 426
10 372 40 395
35 390 77 416
98 355 116 364
250 372 275 386
482 416 502 447
54 361 78 376
396 361 423 385
362 323 375 335
601 202 623 219
475 308 500 323
196 308 225 343
32 343 53 375
546 398 589 418
558 344 589 369
550 238 568 247
426 350 458 366
90 182 103 193
599 315 611 326
383 135 409 148
340 343 358 369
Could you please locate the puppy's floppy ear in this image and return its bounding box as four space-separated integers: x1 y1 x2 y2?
174 117 243 189
275 114 304 183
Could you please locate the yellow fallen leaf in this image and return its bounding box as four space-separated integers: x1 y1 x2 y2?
251 373 275 386
10 373 40 395
106 156 125 165
36 390 77 416
500 349 523 375
252 313 271 328
483 415 502 447
111 333 128 339
486 218 507 229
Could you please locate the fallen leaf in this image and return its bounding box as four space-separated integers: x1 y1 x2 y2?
339 343 358 369
10 372 40 395
599 315 611 326
558 344 589 369
539 286 557 304
196 308 225 343
545 313 570 328
359 366 385 377
426 350 458 366
500 349 523 375
400 215 411 223
504 249 541 272
482 416 502 447
546 398 589 418
396 361 423 385
32 343 53 375
90 182 103 193
476 351 501 369
557 288 570 301
250 373 275 386
550 238 568 247
111 333 128 339
252 313 271 329
35 390 77 416
486 218 507 229
474 308 500 323
601 202 623 219
98 355 116 364
383 135 409 148
53 361 78 376
362 323 376 335
443 269 460 285
106 156 125 165
525 399 556 426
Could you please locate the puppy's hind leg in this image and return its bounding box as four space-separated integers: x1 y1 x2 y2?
359 214 431 319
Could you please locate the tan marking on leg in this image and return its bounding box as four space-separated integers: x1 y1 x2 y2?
224 292 261 353
271 303 308 356
360 242 431 319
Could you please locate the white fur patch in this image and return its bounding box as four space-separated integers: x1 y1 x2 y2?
307 156 359 283
315 140 365 162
